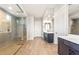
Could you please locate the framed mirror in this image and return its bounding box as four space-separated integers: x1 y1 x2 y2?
44 23 51 32
69 4 79 35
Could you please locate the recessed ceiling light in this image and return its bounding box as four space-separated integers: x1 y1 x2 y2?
8 7 12 10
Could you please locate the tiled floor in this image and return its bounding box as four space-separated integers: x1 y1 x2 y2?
0 38 58 55
0 40 23 55
16 38 58 55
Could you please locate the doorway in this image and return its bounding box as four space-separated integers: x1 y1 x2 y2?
16 17 27 45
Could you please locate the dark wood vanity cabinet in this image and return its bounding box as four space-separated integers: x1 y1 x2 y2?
43 32 54 43
58 38 69 55
58 37 79 55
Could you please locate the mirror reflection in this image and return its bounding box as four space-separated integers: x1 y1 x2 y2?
69 4 79 35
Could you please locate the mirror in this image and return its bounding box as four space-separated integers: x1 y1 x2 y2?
70 19 79 35
69 4 79 35
43 17 54 32
44 23 51 32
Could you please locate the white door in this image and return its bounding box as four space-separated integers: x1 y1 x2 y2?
34 19 42 37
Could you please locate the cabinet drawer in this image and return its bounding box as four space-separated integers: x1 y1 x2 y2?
69 47 79 55
64 40 79 52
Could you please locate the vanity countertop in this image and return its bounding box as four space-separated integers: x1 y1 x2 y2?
43 31 54 33
58 34 79 44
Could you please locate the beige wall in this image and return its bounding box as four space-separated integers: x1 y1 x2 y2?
0 9 17 48
0 9 11 32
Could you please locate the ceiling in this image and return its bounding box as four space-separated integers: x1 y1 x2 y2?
20 4 56 18
0 4 25 17
1 4 79 18
0 4 62 18
0 4 57 18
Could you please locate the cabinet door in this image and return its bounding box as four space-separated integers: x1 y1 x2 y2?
69 47 79 55
64 40 79 55
58 38 64 55
63 40 70 55
58 38 69 55
63 44 69 55
48 33 54 43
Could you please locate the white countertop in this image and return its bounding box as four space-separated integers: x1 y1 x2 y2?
43 31 54 33
58 34 79 44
